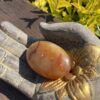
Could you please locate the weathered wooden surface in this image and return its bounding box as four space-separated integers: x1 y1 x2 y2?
0 0 44 38
0 0 49 100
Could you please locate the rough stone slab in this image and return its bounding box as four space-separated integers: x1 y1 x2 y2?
0 64 36 98
0 29 27 57
0 21 28 45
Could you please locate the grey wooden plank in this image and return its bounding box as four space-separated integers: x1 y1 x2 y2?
0 0 45 38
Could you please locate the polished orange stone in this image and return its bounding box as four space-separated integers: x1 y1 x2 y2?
26 41 71 80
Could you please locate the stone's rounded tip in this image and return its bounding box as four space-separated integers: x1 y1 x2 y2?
26 41 71 80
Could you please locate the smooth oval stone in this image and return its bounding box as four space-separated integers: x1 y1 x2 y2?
26 41 71 80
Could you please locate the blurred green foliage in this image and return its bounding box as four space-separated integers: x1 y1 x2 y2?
29 0 100 37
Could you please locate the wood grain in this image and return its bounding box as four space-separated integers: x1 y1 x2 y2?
0 0 45 38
